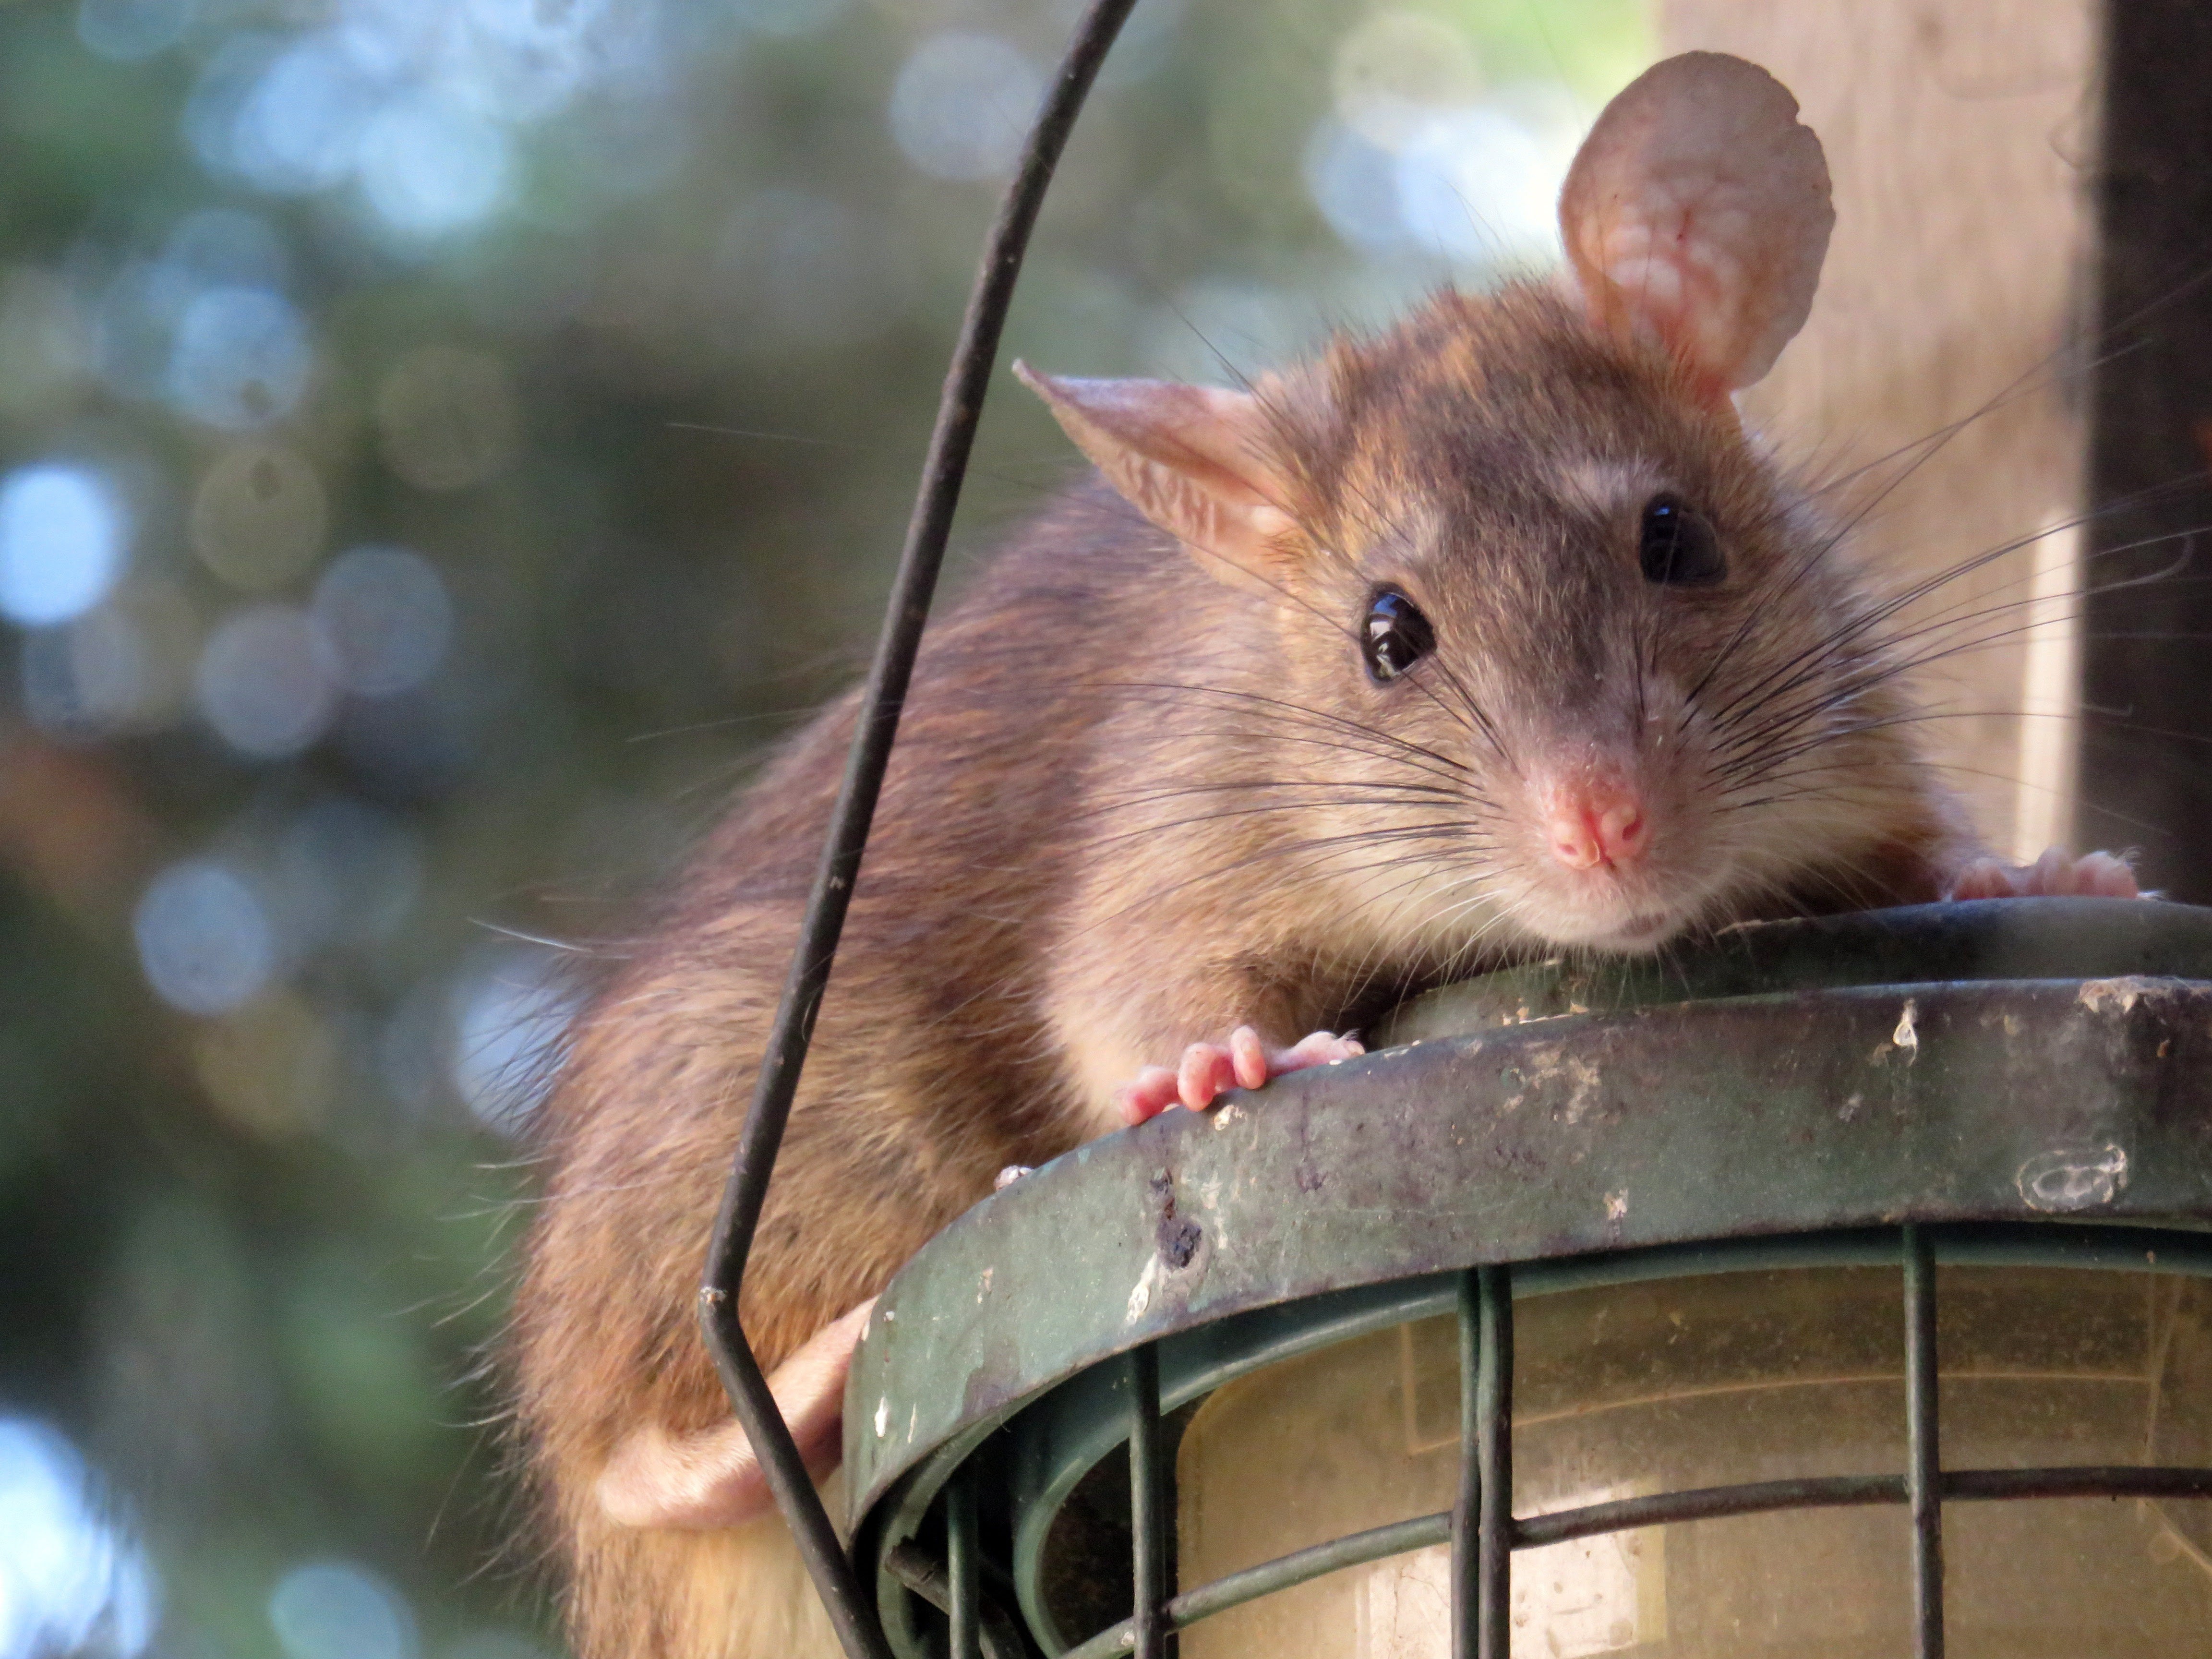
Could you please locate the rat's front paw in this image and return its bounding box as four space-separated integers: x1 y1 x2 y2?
1949 847 2140 901
1113 1026 1364 1127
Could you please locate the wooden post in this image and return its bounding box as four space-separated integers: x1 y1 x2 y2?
1661 1 2101 869
2079 2 2212 902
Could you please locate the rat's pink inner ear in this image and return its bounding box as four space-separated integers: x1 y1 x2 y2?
1558 51 1834 397
1014 363 1304 595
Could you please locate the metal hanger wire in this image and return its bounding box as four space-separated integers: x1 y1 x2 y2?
696 3 1141 1652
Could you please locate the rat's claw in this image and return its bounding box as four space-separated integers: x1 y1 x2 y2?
1950 847 2140 901
2066 850 2142 897
1273 1029 1367 1073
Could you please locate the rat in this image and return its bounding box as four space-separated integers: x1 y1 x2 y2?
508 50 2138 1659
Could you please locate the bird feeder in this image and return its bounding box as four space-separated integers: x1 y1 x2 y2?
842 899 2212 1659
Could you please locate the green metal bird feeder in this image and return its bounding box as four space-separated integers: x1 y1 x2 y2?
842 897 2212 1659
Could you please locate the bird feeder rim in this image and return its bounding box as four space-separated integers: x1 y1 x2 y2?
846 897 2212 1534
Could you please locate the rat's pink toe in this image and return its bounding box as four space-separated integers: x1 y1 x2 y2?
2032 846 2073 894
1948 857 2014 900
2073 851 2140 898
1114 1027 1369 1127
1115 1065 1181 1126
1229 1025 1268 1090
1949 847 2143 902
1177 1042 1240 1111
1273 1029 1365 1073
2015 846 2142 898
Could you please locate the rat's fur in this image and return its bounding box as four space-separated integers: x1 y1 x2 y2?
512 282 1983 1659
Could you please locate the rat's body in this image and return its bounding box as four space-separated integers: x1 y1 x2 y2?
511 55 2135 1659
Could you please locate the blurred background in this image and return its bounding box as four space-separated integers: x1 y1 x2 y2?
0 0 1656 1655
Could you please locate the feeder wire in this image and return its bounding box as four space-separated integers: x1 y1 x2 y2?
696 2 1141 1654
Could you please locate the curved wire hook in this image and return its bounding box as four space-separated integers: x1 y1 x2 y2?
697 2 1140 1654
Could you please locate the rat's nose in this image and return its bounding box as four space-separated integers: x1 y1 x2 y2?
1544 778 1649 871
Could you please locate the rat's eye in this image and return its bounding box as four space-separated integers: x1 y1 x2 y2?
1362 589 1435 683
1640 494 1725 586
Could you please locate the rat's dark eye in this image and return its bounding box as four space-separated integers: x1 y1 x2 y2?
1639 494 1725 586
1362 589 1435 683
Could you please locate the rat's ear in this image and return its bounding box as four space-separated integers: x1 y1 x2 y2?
1015 362 1305 594
1558 51 1833 400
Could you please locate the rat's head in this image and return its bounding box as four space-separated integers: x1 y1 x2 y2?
1024 55 1924 957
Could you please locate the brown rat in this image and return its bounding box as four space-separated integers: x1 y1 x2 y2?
509 50 2137 1659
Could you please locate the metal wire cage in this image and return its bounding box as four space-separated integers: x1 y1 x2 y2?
688 6 2212 1659
842 899 2212 1659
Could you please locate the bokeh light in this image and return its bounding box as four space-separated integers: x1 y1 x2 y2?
1303 120 1406 255
134 860 277 1017
447 949 579 1135
80 581 201 734
312 547 454 697
0 1418 157 1659
373 347 520 491
230 37 384 195
326 0 447 84
358 95 516 238
269 1561 418 1659
194 603 339 757
21 605 152 738
0 271 92 420
190 443 329 591
1329 9 1483 150
184 34 291 180
0 465 127 628
1304 10 1587 273
442 0 604 122
1394 101 1573 266
166 287 315 430
889 31 1043 182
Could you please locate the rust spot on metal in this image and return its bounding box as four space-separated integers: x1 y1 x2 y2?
2080 975 2180 1016
1160 1218 1202 1268
1149 1172 1206 1271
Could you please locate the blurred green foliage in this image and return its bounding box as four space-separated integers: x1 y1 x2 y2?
0 0 1649 1654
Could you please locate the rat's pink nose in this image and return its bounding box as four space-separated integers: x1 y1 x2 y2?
1545 782 1648 871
